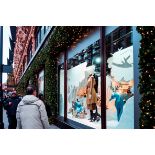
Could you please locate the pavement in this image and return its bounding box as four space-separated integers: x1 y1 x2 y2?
3 109 9 129
3 108 59 129
49 124 60 129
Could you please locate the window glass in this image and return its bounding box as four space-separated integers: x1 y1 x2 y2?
58 53 65 117
35 28 41 50
38 70 44 95
23 57 27 72
27 41 32 64
106 26 134 129
41 26 44 41
35 26 51 50
67 40 101 129
59 64 64 117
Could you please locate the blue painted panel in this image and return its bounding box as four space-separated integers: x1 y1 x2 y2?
133 26 141 129
105 26 119 35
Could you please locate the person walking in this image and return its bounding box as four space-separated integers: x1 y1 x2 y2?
3 91 21 129
16 85 50 129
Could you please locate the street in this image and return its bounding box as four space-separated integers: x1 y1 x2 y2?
3 109 8 129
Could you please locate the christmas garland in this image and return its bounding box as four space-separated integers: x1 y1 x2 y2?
16 26 92 118
137 26 155 129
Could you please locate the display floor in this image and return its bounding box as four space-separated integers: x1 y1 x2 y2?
67 96 134 129
67 111 101 129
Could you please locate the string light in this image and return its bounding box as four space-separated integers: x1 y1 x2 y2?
137 26 155 129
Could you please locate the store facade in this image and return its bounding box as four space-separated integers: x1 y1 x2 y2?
55 26 140 129
14 26 141 129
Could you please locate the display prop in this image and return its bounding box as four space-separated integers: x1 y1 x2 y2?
106 46 134 129
65 38 102 128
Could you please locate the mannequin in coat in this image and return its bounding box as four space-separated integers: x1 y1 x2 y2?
86 74 97 122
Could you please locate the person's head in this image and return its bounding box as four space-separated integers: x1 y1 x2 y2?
26 85 37 96
11 91 17 98
38 93 44 100
8 92 12 98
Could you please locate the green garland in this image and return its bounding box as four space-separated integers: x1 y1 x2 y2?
16 26 92 118
137 26 155 129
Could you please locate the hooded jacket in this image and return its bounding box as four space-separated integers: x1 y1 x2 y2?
16 95 50 129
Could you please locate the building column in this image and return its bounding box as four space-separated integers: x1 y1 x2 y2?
133 26 141 129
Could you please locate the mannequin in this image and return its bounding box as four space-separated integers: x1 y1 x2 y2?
86 74 97 122
93 73 101 120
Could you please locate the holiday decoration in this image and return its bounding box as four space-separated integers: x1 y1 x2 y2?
137 26 155 129
16 26 93 119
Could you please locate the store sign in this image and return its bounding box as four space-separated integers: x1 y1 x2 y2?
2 65 13 73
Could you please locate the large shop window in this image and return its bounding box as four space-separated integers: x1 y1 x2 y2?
58 27 134 129
106 26 134 129
67 40 101 129
35 26 52 50
38 70 44 95
59 64 65 117
58 53 65 117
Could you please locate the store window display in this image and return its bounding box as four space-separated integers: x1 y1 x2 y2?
58 52 65 117
38 70 44 95
59 64 64 117
67 40 101 129
106 27 134 129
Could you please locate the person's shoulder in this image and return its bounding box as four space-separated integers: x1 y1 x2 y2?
18 99 23 106
35 99 44 106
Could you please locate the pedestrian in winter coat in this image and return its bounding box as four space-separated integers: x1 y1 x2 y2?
3 91 21 129
16 85 50 129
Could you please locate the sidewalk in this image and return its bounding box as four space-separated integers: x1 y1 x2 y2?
3 109 9 129
3 108 59 129
50 124 60 129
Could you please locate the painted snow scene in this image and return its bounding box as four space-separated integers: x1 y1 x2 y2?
106 46 134 129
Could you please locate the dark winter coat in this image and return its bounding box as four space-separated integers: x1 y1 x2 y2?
4 96 21 116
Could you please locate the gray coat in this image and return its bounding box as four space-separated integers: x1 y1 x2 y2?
16 95 50 129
